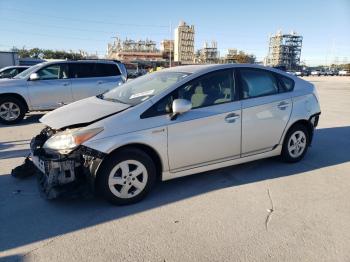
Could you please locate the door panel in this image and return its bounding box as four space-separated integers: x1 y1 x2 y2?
70 63 122 101
27 64 73 110
168 102 241 171
237 67 293 156
70 77 104 101
241 93 292 156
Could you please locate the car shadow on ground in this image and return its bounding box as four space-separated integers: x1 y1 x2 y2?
0 112 44 128
0 126 350 254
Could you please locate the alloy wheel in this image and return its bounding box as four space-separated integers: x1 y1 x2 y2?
288 130 307 158
108 160 148 199
0 102 21 121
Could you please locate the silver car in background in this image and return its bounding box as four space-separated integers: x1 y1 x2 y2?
0 65 30 79
0 60 126 124
29 64 321 205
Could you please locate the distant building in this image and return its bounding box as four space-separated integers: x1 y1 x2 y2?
0 51 19 68
197 41 219 64
160 39 174 61
265 31 303 70
79 50 99 59
174 21 195 64
107 37 163 62
224 49 238 63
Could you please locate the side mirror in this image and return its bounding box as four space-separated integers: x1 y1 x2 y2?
171 99 192 120
29 73 39 81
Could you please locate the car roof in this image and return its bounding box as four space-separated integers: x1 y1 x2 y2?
162 64 292 77
1 65 29 69
40 60 118 66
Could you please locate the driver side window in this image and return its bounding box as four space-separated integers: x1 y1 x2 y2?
37 64 69 80
142 69 235 118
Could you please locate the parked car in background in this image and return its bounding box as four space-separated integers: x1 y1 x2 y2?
339 70 349 76
295 70 310 77
0 60 126 124
29 64 321 205
324 70 336 76
311 70 326 76
0 66 29 79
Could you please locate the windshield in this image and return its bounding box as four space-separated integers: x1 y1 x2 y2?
101 71 190 105
13 64 42 79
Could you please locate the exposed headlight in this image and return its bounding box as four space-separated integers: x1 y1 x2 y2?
43 127 103 152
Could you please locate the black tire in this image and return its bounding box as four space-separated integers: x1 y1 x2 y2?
0 96 26 124
281 124 310 163
96 148 156 205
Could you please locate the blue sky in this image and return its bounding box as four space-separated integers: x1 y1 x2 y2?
0 0 349 65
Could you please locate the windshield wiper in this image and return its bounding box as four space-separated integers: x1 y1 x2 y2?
96 94 130 105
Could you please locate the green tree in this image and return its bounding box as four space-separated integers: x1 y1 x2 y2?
13 47 84 60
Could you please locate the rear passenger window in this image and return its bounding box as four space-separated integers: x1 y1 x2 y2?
94 63 121 77
70 63 95 78
239 69 278 99
278 75 294 92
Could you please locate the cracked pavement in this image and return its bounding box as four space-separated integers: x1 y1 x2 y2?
1 77 350 262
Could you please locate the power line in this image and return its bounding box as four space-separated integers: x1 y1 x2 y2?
1 7 169 28
0 29 111 42
1 17 169 35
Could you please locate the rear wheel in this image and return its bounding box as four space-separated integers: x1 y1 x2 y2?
0 96 25 124
281 124 309 163
97 148 156 205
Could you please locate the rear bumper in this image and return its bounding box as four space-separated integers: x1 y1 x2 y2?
309 112 320 128
308 112 321 145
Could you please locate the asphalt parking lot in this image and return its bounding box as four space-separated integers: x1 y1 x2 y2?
1 76 350 262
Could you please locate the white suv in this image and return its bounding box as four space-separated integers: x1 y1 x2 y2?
28 64 321 204
0 60 126 124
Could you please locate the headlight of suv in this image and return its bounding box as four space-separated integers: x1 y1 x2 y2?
43 127 103 153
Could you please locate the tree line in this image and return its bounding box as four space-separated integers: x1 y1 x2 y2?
11 47 84 60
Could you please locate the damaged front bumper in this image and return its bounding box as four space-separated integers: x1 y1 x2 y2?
30 127 106 199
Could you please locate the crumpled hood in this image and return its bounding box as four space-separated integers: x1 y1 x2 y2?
40 96 130 129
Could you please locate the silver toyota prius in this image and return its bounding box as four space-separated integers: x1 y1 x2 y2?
29 64 321 205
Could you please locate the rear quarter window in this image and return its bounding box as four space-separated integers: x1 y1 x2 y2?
277 74 294 92
94 63 121 77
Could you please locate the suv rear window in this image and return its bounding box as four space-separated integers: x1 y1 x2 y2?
94 63 121 77
69 63 121 78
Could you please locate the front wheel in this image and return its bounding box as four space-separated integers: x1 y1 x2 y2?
97 148 156 205
281 124 310 163
0 97 25 124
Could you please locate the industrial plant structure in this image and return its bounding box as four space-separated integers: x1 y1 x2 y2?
174 21 195 64
107 37 163 62
197 41 219 64
265 31 303 70
160 39 174 61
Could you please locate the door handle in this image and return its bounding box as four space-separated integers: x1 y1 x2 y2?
63 82 69 86
277 101 289 110
97 81 104 85
225 113 240 123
